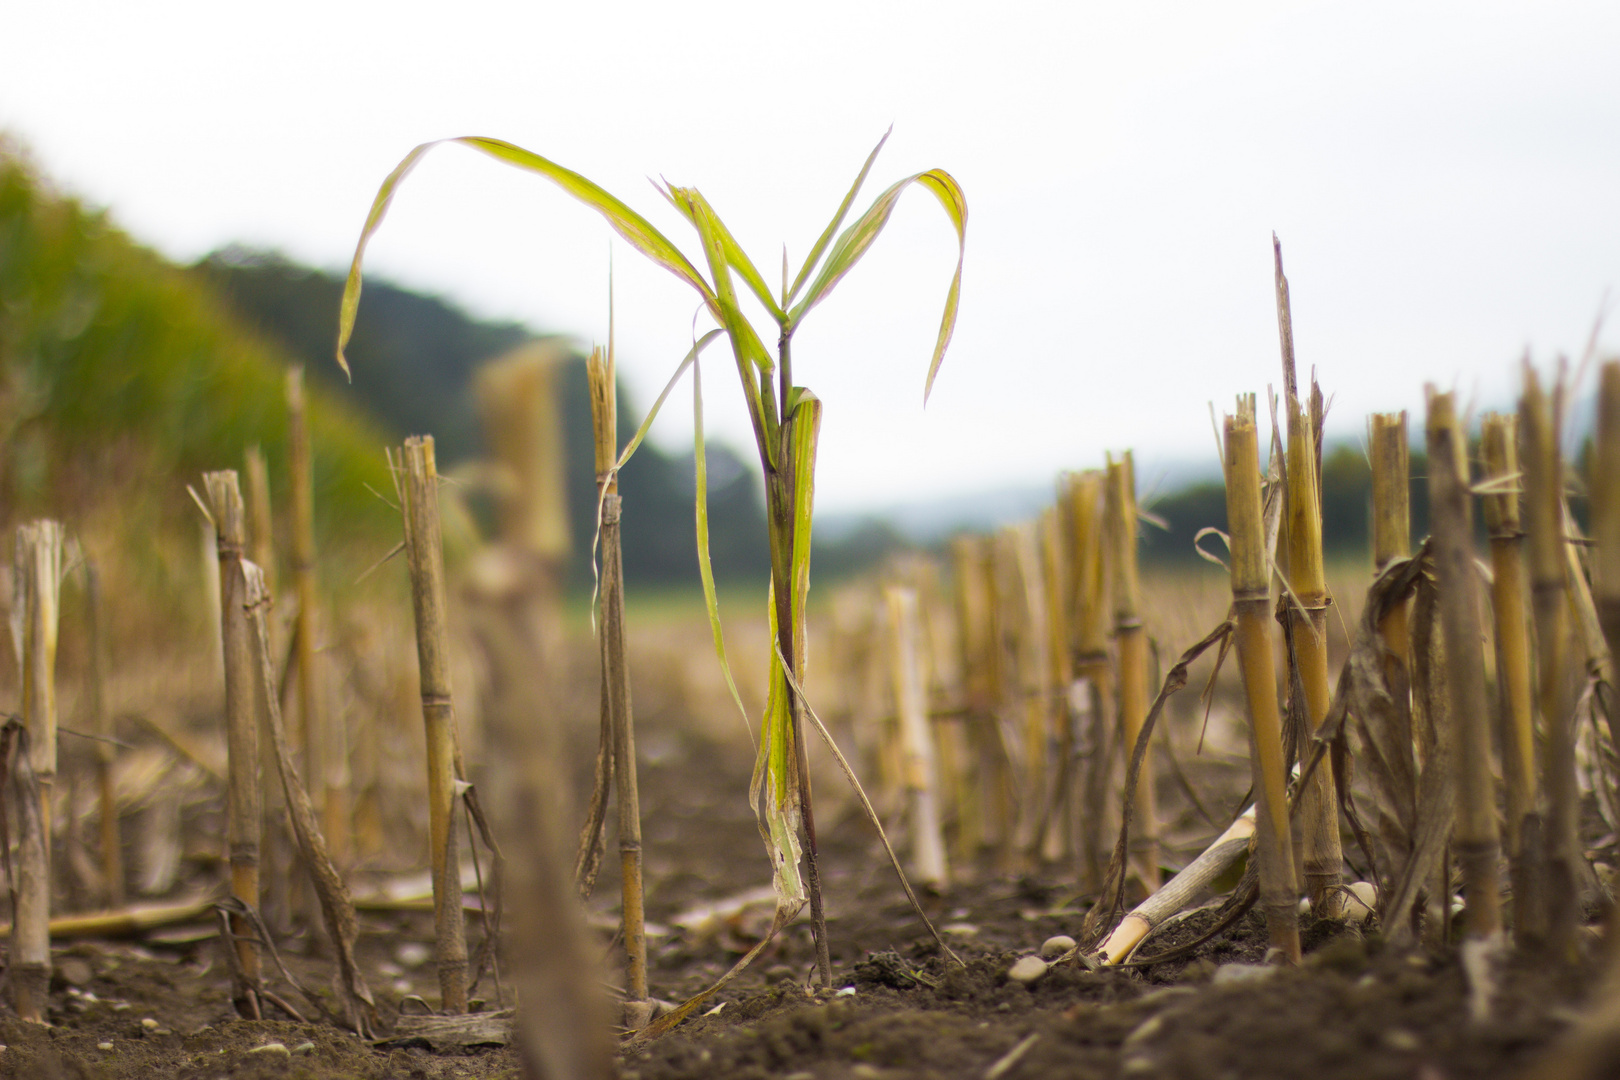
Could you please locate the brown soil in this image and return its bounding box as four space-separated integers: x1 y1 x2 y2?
0 682 1605 1079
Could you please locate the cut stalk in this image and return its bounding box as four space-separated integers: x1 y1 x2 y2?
1037 507 1074 864
949 535 998 857
586 344 650 1027
1480 414 1538 921
11 521 63 1021
84 558 124 909
287 369 342 864
465 552 614 1079
1008 522 1051 862
241 563 377 1034
1106 452 1159 891
1598 361 1620 662
1426 389 1502 940
244 444 277 597
1283 393 1341 909
1223 399 1301 963
886 585 948 887
1520 370 1575 951
396 436 469 1014
1063 471 1114 893
202 476 263 1015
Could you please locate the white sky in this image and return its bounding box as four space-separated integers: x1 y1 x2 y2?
3 1 1618 513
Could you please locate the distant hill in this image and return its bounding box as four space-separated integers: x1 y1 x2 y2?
195 247 775 589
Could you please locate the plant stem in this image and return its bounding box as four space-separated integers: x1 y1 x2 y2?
397 436 469 1014
1520 370 1575 951
1480 414 1538 928
1282 394 1341 909
203 477 263 1014
1107 452 1159 891
1598 362 1620 662
1426 388 1502 940
1223 399 1301 963
587 345 649 1022
84 559 124 909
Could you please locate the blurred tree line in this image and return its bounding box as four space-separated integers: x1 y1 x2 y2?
195 247 776 590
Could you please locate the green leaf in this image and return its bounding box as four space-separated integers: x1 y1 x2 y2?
669 185 780 467
336 137 718 378
786 168 968 403
662 183 785 324
787 128 891 305
690 355 753 747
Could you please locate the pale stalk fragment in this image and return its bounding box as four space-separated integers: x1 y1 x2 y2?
1223 399 1300 963
1426 389 1502 940
1520 370 1576 951
1107 452 1159 890
244 444 277 597
202 477 263 1015
1092 806 1256 966
586 344 651 1028
1282 393 1342 909
1480 413 1539 944
395 436 469 1014
886 585 948 887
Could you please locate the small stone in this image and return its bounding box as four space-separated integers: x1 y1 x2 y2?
1122 1014 1165 1049
1383 1029 1421 1052
57 958 94 987
140 1017 159 1032
836 986 857 997
292 1041 316 1055
97 1042 114 1051
250 1042 291 1057
1212 963 1278 986
942 923 979 936
1040 935 1077 960
111 1002 130 1012
1007 956 1048 985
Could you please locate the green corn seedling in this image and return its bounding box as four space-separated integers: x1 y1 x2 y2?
336 131 966 990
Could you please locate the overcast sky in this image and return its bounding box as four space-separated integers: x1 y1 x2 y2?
4 1 1617 513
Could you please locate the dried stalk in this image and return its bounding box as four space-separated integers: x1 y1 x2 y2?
242 563 377 1036
3 718 50 1021
1008 522 1051 862
887 585 948 886
1107 452 1159 890
465 550 614 1078
1037 507 1074 863
1282 392 1341 908
1223 398 1300 962
1521 369 1576 951
83 559 124 908
1598 362 1620 663
1064 471 1114 893
244 444 277 597
1480 413 1539 946
202 475 263 1014
587 344 649 1026
1426 389 1501 940
395 435 469 1014
287 368 343 866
